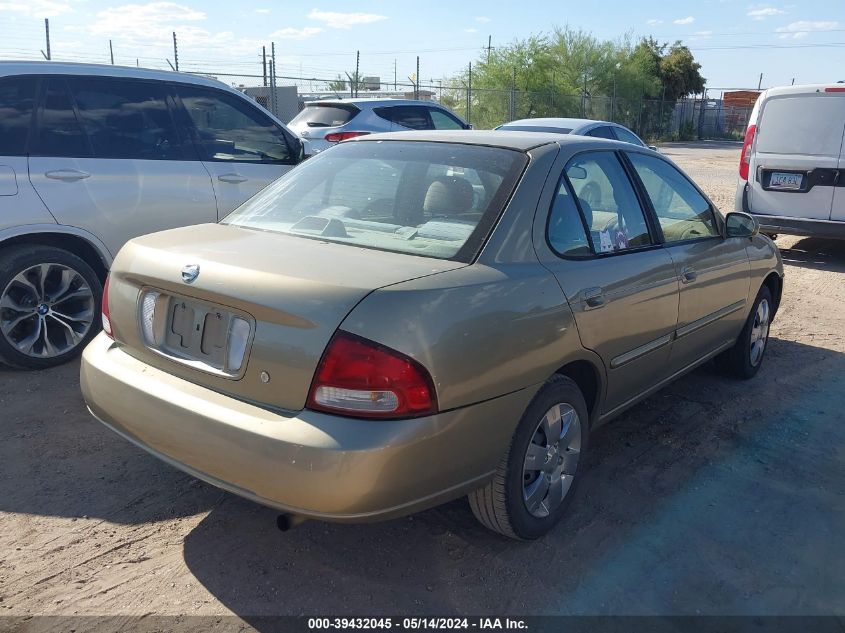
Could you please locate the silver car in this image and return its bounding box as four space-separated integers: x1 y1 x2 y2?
0 61 303 369
497 117 654 148
288 98 470 156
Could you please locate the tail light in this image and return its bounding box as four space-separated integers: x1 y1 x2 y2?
324 131 370 143
825 87 845 92
307 331 437 419
739 124 756 181
101 275 113 339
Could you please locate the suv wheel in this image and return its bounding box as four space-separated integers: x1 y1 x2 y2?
0 245 102 369
468 375 589 540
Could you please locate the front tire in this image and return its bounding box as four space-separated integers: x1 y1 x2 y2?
715 285 773 380
468 375 589 540
0 245 102 370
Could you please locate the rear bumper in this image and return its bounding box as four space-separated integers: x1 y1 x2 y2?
748 213 845 239
80 334 530 522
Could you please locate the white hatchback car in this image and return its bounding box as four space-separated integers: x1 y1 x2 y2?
735 83 845 239
0 61 303 368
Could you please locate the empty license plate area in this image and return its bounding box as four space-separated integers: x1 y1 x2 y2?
139 290 253 378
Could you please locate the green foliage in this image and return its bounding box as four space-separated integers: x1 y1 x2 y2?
445 26 706 131
327 74 347 92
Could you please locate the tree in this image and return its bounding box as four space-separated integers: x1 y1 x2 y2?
444 26 706 132
327 74 347 92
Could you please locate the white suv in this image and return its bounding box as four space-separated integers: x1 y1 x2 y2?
735 83 845 238
0 61 303 368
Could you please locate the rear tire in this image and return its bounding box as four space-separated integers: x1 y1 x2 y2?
0 245 102 370
715 285 773 380
468 375 589 540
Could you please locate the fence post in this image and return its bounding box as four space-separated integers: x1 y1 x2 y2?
467 62 472 125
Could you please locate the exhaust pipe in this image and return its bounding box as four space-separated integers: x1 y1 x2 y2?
276 513 308 532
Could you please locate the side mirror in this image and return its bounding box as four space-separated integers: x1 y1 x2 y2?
725 211 759 238
648 145 659 152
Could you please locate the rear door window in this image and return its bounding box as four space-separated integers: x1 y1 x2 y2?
32 77 92 158
585 126 616 140
564 151 653 253
429 109 465 130
176 85 294 163
67 77 184 160
376 106 431 130
613 127 645 147
0 76 37 156
290 104 358 128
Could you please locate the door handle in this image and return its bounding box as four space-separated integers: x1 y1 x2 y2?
45 169 90 182
583 287 606 309
217 173 248 184
681 266 698 284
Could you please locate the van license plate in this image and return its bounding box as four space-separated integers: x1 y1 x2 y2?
769 172 803 190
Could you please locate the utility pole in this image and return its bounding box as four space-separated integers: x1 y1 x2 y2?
109 40 114 65
791 77 795 85
486 35 492 63
394 59 397 91
43 18 51 60
415 56 420 99
467 62 472 125
172 31 179 71
355 50 360 97
262 46 267 87
270 42 277 116
757 73 763 90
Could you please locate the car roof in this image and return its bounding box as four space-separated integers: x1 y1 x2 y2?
350 129 634 152
304 98 448 108
501 117 608 130
0 60 235 93
761 83 845 98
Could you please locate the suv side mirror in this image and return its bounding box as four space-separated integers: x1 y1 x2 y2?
725 211 759 238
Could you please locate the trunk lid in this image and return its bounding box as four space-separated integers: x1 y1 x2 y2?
107 223 464 411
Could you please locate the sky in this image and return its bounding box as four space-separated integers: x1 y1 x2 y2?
1 0 843 96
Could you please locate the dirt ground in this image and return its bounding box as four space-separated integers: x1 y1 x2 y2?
1 142 844 621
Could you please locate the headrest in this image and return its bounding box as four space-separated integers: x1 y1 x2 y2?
423 176 474 215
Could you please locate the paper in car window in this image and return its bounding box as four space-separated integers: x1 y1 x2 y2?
599 230 614 253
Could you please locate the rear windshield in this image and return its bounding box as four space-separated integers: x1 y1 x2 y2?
499 125 573 134
223 141 527 262
289 104 358 128
757 95 845 157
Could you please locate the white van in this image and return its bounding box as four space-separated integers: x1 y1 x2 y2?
0 62 304 369
734 84 845 238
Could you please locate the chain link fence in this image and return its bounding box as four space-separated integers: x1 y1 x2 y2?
438 85 753 141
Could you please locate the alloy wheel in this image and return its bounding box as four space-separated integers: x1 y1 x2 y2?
749 298 770 367
0 263 95 359
522 403 582 518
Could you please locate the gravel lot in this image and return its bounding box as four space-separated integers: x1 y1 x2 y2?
2 142 844 621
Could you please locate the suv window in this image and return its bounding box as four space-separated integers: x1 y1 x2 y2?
0 76 37 156
32 77 92 158
613 127 644 147
429 109 465 130
376 105 430 130
67 77 183 160
585 126 615 140
177 85 293 163
565 152 652 253
627 153 719 242
290 104 359 128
